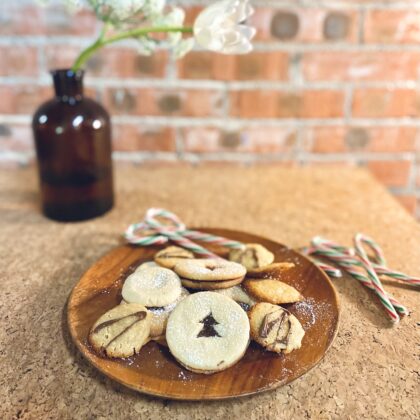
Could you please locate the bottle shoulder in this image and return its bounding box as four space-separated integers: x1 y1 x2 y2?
33 96 110 127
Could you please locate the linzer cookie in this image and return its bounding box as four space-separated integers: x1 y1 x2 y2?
166 291 250 373
173 258 246 282
248 302 305 354
154 246 195 269
122 266 182 307
89 303 151 358
180 277 243 290
243 278 303 304
228 243 274 272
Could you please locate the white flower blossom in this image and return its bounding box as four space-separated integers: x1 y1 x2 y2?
88 0 146 21
193 0 256 54
142 0 166 18
136 37 157 55
173 38 195 59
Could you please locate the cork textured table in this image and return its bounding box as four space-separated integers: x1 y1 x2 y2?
1 165 419 419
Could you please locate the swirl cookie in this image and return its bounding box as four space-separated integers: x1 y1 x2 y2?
248 302 305 354
89 303 151 358
154 246 194 269
166 291 250 374
228 243 274 272
243 278 303 304
174 258 246 282
122 266 181 307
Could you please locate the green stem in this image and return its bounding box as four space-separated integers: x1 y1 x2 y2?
72 25 193 71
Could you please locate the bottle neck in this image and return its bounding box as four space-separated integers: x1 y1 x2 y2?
51 69 84 103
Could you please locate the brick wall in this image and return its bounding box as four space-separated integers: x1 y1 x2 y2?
1 0 420 218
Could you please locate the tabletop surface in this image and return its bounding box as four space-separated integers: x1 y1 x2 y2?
1 164 419 419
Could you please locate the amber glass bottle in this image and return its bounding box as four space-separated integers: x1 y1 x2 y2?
33 69 114 221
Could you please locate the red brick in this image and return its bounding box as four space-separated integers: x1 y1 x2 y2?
365 10 420 44
0 4 44 35
416 164 420 187
395 194 417 215
303 52 420 81
367 160 412 187
0 4 98 36
0 85 51 114
252 8 358 43
181 127 297 153
306 126 417 153
0 123 33 152
44 46 168 78
104 88 225 117
301 159 355 167
0 46 38 77
112 125 175 152
352 88 420 118
177 51 289 81
230 89 344 118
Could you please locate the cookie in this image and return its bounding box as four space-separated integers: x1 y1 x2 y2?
148 287 190 337
89 303 151 358
174 258 246 282
214 285 257 306
181 277 243 290
228 243 274 271
122 266 181 307
247 262 295 278
154 246 194 269
243 278 303 304
248 302 305 354
151 334 168 347
166 291 250 373
137 261 159 270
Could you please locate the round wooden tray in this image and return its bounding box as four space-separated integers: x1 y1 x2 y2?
67 228 340 400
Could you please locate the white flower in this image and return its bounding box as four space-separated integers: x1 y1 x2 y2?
173 38 195 59
142 0 166 18
193 0 256 54
88 0 146 21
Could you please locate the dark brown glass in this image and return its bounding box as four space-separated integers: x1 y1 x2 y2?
33 69 114 221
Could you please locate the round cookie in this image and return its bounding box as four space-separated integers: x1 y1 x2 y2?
248 302 305 354
229 243 274 271
181 277 243 290
243 278 303 304
137 261 159 270
174 258 246 282
166 291 250 373
89 303 151 358
154 246 194 269
122 266 181 307
148 287 190 337
247 262 295 278
214 285 257 306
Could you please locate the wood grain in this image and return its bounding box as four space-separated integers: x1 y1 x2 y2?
67 228 340 400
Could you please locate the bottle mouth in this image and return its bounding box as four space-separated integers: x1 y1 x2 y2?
50 68 84 79
51 68 84 102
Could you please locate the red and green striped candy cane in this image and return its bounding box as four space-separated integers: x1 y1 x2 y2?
124 208 244 259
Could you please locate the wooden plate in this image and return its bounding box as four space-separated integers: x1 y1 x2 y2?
67 229 340 400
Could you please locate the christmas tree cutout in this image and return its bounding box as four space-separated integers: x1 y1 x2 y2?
197 312 221 338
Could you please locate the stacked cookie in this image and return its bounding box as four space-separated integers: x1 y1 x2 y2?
88 243 306 374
